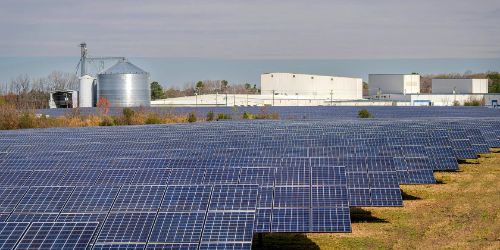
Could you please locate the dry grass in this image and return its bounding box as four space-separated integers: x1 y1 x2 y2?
254 150 500 250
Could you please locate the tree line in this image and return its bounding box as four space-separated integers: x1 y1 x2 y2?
420 71 500 93
151 80 260 100
0 71 78 109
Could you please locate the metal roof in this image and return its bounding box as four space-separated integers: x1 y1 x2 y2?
99 60 148 75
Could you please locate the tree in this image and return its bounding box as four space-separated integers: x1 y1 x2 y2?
96 97 110 115
487 72 500 93
244 83 251 90
221 80 229 92
195 81 204 93
150 82 165 100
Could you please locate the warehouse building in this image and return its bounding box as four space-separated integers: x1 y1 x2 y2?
432 79 488 94
368 74 420 96
261 73 363 100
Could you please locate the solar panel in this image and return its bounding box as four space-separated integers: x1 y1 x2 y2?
201 211 255 242
145 243 197 250
62 187 119 213
0 222 29 249
96 212 156 243
149 212 204 244
111 186 166 212
14 186 73 213
0 187 28 213
160 185 211 212
209 185 259 211
16 222 98 249
271 208 309 232
311 208 351 232
7 213 58 223
93 244 146 250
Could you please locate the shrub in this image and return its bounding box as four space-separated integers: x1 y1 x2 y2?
145 113 162 124
464 98 483 106
99 116 115 126
0 104 19 130
122 107 135 124
187 112 197 123
453 100 460 106
358 109 373 118
207 111 215 121
242 111 252 119
18 112 36 129
217 113 231 121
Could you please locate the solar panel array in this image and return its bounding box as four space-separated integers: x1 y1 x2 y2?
1 115 499 249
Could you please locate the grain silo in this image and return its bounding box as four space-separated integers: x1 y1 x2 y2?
97 60 151 107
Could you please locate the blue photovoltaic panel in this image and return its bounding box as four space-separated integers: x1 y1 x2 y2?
111 186 166 212
272 208 310 232
199 243 252 250
95 169 137 185
0 187 28 213
311 166 346 186
201 212 255 242
311 208 351 232
168 169 205 185
149 212 204 243
97 213 156 243
15 222 98 249
59 170 101 186
311 186 349 208
145 244 198 250
129 169 170 185
239 167 275 186
7 213 58 223
370 189 403 206
0 171 32 186
275 166 310 186
62 187 119 213
209 185 258 211
348 189 371 207
24 170 67 186
203 168 240 184
14 186 73 213
0 214 8 222
57 213 107 222
254 208 272 233
160 185 211 212
273 186 309 208
93 244 146 250
256 187 273 208
0 222 29 250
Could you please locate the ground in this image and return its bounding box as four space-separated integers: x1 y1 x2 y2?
253 149 500 250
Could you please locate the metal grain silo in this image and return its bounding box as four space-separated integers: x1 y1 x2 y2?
97 60 151 107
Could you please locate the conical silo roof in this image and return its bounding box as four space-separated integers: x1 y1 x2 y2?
99 60 148 75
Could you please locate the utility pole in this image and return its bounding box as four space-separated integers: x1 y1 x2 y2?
216 92 218 106
272 90 275 106
330 90 333 106
225 92 228 106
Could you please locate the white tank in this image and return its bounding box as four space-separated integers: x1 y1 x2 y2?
79 75 95 107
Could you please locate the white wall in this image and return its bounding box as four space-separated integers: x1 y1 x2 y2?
368 74 420 95
432 79 489 94
261 73 362 100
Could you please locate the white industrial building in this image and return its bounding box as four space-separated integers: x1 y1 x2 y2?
368 74 420 96
432 79 488 94
261 73 363 100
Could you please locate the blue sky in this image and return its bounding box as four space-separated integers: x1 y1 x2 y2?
0 1 499 87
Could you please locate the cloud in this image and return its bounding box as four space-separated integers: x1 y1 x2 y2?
0 0 499 58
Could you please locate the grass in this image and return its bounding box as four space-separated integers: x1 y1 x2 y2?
254 149 500 250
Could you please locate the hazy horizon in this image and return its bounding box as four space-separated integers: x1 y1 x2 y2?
1 57 499 88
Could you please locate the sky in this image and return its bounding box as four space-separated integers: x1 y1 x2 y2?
0 0 499 86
